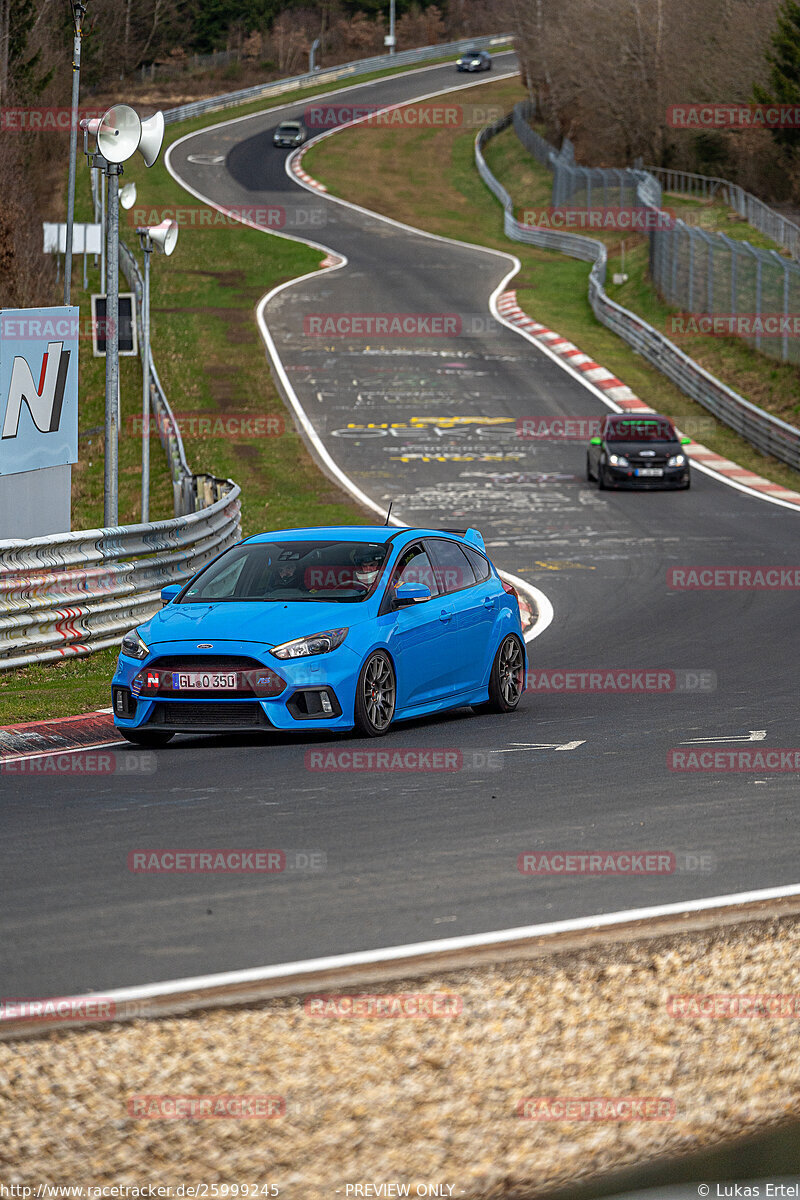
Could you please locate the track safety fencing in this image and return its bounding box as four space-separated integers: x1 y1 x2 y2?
475 110 800 472
513 99 800 368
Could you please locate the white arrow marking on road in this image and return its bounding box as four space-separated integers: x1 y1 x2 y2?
679 730 767 745
495 740 586 753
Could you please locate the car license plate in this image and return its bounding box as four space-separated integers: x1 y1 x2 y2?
635 467 663 477
172 672 238 690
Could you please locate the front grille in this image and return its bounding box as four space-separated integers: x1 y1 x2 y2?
151 702 270 729
147 656 271 699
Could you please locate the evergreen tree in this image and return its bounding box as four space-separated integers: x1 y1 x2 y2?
753 0 800 155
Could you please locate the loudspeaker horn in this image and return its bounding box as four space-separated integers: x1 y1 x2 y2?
96 104 142 164
150 218 178 256
138 111 165 168
119 182 137 209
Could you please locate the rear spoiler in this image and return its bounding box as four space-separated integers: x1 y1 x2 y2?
436 527 486 552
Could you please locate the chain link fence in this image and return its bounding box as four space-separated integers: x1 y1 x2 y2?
512 100 800 368
475 118 800 472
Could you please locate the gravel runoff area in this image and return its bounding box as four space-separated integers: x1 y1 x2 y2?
2 915 800 1197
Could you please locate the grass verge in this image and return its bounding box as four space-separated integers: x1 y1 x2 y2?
304 76 800 483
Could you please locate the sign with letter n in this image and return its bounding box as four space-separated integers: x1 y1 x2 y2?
0 306 78 538
0 307 79 478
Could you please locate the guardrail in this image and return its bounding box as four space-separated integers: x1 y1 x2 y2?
160 34 514 126
476 117 800 472
0 485 241 670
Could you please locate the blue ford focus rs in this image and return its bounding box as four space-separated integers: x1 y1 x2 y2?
111 525 527 745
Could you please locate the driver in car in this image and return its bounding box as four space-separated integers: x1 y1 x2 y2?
272 561 302 590
352 548 384 589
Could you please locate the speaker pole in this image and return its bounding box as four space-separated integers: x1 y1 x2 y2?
140 234 152 522
104 162 121 527
100 170 106 293
63 1 86 305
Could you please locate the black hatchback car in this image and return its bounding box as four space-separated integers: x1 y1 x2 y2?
456 48 492 71
586 414 691 489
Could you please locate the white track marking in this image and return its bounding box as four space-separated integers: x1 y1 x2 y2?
4 881 800 1023
680 730 767 745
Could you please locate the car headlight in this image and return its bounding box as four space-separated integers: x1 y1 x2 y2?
270 627 348 659
120 629 149 660
608 454 629 466
667 454 686 466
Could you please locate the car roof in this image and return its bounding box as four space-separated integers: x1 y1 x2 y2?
604 412 674 425
243 525 485 549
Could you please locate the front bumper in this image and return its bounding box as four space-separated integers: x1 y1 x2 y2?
112 641 359 734
605 464 690 488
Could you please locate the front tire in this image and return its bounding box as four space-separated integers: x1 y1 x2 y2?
474 634 525 714
598 462 607 489
354 650 396 737
586 454 595 482
119 728 175 747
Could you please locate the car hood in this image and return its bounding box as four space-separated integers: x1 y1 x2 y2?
138 600 369 648
605 440 680 454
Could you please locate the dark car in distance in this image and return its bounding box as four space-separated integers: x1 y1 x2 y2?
586 414 691 489
456 48 492 71
273 120 306 148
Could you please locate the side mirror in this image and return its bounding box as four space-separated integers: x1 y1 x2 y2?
680 436 691 445
161 584 181 605
590 436 603 445
395 582 431 606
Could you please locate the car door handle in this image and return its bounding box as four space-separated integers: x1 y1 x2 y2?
439 608 453 622
484 595 496 608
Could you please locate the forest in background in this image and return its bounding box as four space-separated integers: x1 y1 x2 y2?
2 0 800 308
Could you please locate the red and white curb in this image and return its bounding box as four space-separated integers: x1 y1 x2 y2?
292 146 328 191
0 709 121 763
497 290 800 508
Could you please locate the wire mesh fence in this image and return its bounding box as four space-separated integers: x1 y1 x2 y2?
512 100 800 367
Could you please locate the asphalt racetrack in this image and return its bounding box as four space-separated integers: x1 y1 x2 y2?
2 55 799 998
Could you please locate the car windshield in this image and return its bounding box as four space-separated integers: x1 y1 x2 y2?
179 540 391 603
277 123 301 133
463 49 481 55
606 418 676 442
